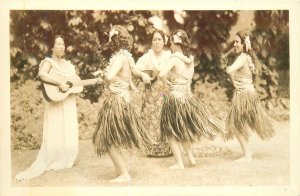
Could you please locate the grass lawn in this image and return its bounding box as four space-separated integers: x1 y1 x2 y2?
12 121 289 187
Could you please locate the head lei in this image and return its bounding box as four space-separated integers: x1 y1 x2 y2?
244 35 256 74
108 28 119 42
244 35 251 52
106 25 133 51
106 25 132 42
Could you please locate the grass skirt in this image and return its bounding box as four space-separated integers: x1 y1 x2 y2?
225 88 275 140
160 89 224 143
93 93 153 156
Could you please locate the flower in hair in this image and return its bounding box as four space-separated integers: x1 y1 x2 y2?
164 35 168 45
108 28 119 42
173 32 182 44
244 35 251 52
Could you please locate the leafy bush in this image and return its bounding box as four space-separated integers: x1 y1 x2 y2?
193 81 230 121
10 10 288 102
251 10 289 99
11 80 289 150
11 80 44 150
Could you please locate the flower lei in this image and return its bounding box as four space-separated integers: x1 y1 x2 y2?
107 49 135 70
171 51 193 64
242 53 256 74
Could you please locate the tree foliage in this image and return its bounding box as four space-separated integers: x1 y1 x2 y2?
164 11 239 86
10 10 289 102
251 10 289 98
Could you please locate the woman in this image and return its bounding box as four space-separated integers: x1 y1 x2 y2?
15 35 79 180
159 30 224 169
93 25 153 182
132 29 172 157
225 31 275 161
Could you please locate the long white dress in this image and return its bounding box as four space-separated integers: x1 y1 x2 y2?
15 57 78 181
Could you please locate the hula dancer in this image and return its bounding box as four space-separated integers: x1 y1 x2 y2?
93 25 153 182
159 29 224 169
225 31 275 162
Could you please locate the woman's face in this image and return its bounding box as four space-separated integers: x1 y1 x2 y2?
151 32 164 53
52 37 65 57
170 40 180 53
234 35 244 54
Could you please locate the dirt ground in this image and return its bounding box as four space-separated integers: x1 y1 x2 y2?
11 121 289 187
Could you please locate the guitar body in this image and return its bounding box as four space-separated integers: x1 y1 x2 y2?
42 73 84 102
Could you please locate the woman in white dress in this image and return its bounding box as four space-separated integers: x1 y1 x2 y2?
15 35 79 181
132 29 172 157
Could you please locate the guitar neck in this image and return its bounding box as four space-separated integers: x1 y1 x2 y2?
73 78 99 87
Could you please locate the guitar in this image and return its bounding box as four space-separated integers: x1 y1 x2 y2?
42 72 102 102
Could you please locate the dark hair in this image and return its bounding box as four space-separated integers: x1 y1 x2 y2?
50 35 64 49
150 29 166 44
45 34 65 57
170 29 191 57
236 30 262 75
108 25 133 52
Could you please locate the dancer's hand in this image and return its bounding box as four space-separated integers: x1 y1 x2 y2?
152 68 159 79
96 77 104 84
234 80 245 90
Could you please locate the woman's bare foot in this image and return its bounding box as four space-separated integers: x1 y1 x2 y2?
168 164 184 169
109 174 131 183
113 169 121 177
188 157 196 166
189 161 196 167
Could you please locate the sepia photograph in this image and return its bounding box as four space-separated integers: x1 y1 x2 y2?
1 0 300 196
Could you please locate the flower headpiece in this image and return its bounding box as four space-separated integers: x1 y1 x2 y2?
108 28 119 42
244 35 251 52
164 35 168 45
173 32 182 44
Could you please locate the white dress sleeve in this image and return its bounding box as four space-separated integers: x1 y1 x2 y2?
135 52 151 71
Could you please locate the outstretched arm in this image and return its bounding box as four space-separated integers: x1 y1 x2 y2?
132 55 152 83
159 57 176 86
